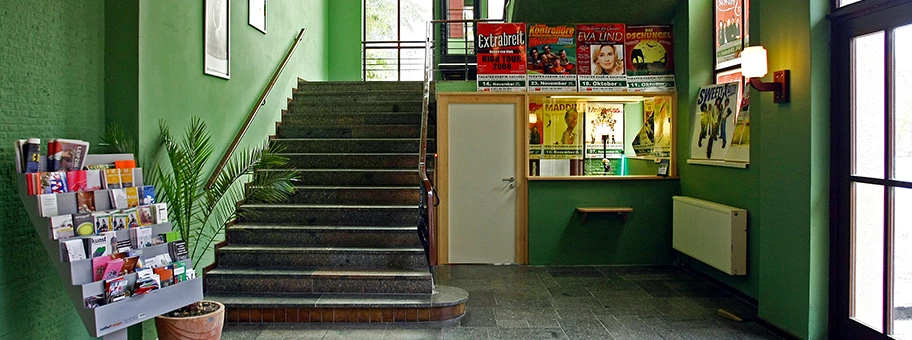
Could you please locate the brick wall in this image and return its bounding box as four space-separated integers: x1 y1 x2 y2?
0 1 105 339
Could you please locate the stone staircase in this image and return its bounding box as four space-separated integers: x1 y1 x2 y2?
206 81 467 323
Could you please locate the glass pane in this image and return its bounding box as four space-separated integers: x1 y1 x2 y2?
840 0 863 7
365 0 398 41
895 187 912 338
487 0 505 20
364 49 397 81
399 0 433 42
896 24 912 182
853 182 885 332
853 31 885 179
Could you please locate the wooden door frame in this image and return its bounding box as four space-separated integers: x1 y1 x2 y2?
436 93 528 264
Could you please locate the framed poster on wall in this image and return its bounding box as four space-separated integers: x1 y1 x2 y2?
249 0 267 34
205 0 230 79
715 0 745 70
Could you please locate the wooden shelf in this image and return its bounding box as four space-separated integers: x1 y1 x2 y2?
576 207 633 224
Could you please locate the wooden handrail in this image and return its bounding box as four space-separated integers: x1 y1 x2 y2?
205 28 307 190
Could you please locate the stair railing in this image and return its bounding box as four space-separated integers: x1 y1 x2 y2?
205 28 307 190
418 21 437 273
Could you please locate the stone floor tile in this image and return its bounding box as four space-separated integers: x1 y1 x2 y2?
493 308 561 320
549 296 603 309
461 308 497 327
634 280 685 298
323 328 388 340
383 327 444 339
222 324 266 340
487 327 567 339
561 325 615 340
493 296 553 308
442 327 491 340
465 291 497 308
548 286 592 298
495 319 531 328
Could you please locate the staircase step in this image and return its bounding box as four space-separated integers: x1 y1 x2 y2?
205 268 432 295
238 204 419 225
226 224 420 247
260 169 432 186
281 112 423 126
216 245 427 269
278 153 432 169
288 101 424 114
277 124 435 138
279 186 420 205
292 91 424 103
297 80 426 92
209 285 468 323
272 138 436 153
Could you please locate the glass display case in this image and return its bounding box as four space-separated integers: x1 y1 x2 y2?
526 93 676 179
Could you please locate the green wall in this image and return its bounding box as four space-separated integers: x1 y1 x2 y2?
0 1 106 339
529 180 680 264
675 0 830 338
105 0 140 143
327 0 363 81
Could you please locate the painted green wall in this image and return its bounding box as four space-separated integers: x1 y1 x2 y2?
675 0 830 338
529 180 679 264
512 0 682 25
327 0 363 81
105 0 140 143
0 1 106 339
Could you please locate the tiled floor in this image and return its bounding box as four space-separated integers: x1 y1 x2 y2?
222 265 783 340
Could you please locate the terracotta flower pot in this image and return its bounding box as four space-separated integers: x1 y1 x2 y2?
155 300 225 340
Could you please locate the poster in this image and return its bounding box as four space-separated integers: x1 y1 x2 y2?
715 0 745 69
716 68 744 107
576 24 627 92
584 103 624 159
726 84 751 162
632 100 656 156
477 23 527 92
690 83 739 160
625 25 675 91
585 158 621 176
540 100 584 159
652 96 673 158
527 24 577 92
205 0 230 79
529 102 544 175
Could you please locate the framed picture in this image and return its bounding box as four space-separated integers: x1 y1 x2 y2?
205 0 230 79
714 0 745 70
249 0 266 34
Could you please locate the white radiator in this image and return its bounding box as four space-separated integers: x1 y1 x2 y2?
672 196 747 275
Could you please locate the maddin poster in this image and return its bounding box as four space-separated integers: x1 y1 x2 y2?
690 83 739 160
625 25 675 91
540 100 584 159
527 24 577 92
476 23 527 92
584 103 624 158
715 0 745 69
576 24 627 92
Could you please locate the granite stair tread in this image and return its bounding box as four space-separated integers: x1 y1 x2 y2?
208 285 468 308
207 267 431 279
229 224 417 232
240 204 415 209
219 245 425 252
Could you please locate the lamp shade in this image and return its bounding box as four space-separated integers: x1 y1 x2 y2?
741 46 768 78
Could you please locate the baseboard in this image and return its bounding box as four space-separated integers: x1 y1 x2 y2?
755 317 802 340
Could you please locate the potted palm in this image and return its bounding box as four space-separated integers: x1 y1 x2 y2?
150 117 296 339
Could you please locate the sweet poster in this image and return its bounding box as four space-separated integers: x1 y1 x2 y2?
584 103 624 158
527 23 577 92
625 25 675 91
576 24 626 92
690 82 739 160
715 0 745 69
476 23 527 92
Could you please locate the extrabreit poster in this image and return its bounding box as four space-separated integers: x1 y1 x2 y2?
690 82 739 160
476 23 527 92
576 24 626 92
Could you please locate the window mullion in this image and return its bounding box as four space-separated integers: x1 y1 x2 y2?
882 28 895 335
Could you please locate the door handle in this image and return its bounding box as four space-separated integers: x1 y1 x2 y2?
502 177 515 182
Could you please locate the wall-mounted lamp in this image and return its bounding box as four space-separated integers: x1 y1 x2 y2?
741 46 790 103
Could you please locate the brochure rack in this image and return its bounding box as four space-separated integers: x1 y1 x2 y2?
17 154 203 339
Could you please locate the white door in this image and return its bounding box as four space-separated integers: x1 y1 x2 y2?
448 103 517 264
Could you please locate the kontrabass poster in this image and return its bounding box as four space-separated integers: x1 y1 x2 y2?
690 82 739 160
584 103 624 158
576 24 627 92
527 24 577 92
625 25 675 91
715 0 745 69
476 23 527 92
